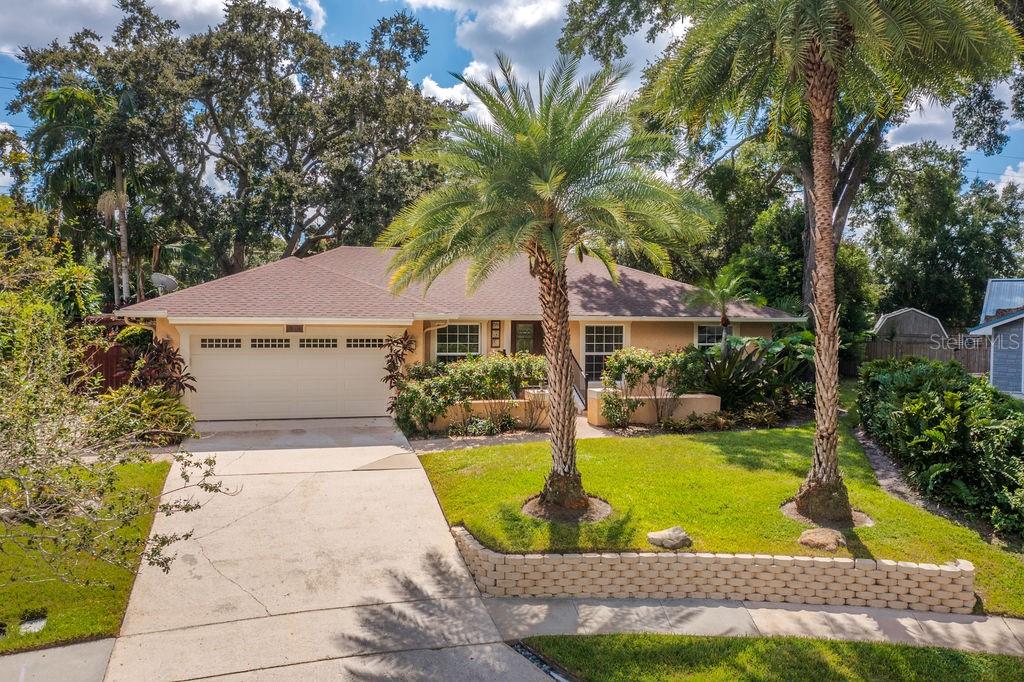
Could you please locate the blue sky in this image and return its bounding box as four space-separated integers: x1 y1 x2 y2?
1 0 1022 189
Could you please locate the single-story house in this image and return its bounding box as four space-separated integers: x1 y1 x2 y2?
970 278 1024 397
117 246 803 420
871 307 949 342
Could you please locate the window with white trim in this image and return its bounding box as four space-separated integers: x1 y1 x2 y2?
200 338 241 349
435 324 480 363
696 325 732 349
300 338 338 349
584 325 624 381
250 338 290 349
346 338 385 349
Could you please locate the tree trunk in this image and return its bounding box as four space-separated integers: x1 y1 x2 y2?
110 248 121 309
115 159 131 304
136 259 146 302
534 249 588 509
794 47 852 523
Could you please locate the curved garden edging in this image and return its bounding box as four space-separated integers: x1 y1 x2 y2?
452 527 975 614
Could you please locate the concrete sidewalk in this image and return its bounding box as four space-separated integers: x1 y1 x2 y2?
486 597 1024 656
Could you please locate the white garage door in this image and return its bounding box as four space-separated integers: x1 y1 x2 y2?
188 328 402 420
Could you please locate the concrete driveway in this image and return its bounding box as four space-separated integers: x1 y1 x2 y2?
105 418 544 681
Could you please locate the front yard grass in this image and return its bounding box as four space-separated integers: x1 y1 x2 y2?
0 461 169 654
525 633 1024 681
420 420 1024 616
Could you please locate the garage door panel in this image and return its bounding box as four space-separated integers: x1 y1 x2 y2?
187 329 399 420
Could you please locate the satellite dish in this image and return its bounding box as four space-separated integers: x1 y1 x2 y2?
150 272 179 294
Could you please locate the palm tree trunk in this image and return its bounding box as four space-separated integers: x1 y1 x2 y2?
534 249 587 509
115 159 131 304
794 45 852 523
110 248 121 309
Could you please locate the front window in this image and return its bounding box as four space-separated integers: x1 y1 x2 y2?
697 325 732 349
584 325 624 381
435 324 481 363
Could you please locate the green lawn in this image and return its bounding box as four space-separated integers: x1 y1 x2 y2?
420 418 1024 616
525 634 1024 682
0 461 170 653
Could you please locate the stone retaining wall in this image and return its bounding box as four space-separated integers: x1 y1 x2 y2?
452 527 975 614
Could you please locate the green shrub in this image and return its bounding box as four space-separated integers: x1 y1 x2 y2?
115 325 154 350
597 334 814 428
858 358 1024 534
391 352 546 436
447 414 519 437
97 386 196 446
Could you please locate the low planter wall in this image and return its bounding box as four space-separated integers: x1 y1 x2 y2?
586 388 720 427
429 389 550 433
452 527 974 614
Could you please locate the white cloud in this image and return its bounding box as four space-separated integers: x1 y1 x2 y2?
886 98 955 147
421 60 493 121
406 1 686 119
0 0 326 56
888 81 1016 149
998 161 1024 191
301 0 327 31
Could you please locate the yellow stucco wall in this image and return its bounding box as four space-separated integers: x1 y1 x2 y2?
154 317 180 347
629 321 695 352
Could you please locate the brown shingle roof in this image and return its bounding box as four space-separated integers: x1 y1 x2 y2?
119 246 800 322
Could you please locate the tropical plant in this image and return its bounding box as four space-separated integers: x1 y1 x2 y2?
30 86 138 306
647 0 1021 522
858 358 1024 534
382 331 417 414
379 54 713 510
118 337 196 395
97 386 196 446
684 269 764 352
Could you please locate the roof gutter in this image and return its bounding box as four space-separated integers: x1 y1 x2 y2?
166 316 415 326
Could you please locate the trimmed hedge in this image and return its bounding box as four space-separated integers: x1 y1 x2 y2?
857 358 1024 534
392 352 546 436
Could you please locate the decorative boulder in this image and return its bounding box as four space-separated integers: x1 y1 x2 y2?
647 526 692 549
798 527 846 552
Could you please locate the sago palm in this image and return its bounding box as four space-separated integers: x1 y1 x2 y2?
379 54 713 510
647 0 1020 521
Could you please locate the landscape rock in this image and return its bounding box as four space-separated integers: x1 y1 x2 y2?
647 526 692 549
798 527 846 552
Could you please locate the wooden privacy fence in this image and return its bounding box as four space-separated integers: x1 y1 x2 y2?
862 336 990 375
84 343 128 390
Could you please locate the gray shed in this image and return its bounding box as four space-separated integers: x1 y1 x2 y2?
970 279 1024 397
872 308 949 342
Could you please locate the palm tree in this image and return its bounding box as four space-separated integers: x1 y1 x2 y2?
647 0 1019 521
379 54 713 510
32 86 137 305
685 270 763 350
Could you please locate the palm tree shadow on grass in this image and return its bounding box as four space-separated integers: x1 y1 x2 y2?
689 424 880 488
496 503 637 553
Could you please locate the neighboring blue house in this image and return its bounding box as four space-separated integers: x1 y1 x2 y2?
970 279 1024 397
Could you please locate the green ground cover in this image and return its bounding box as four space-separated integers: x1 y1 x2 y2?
420 417 1024 615
0 462 169 653
525 634 1024 681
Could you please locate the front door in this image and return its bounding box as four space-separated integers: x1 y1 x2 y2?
511 321 544 355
